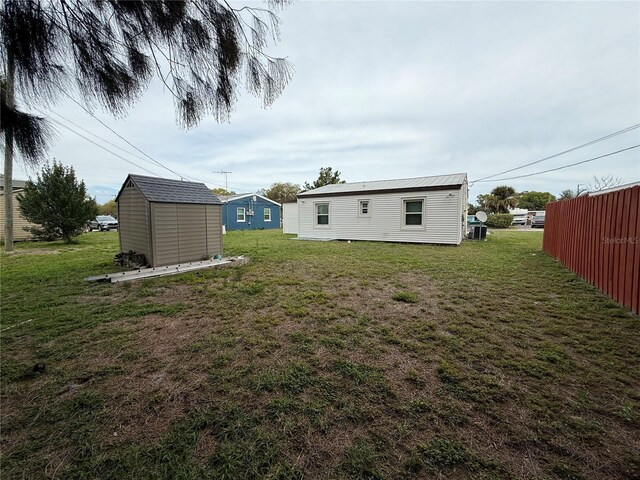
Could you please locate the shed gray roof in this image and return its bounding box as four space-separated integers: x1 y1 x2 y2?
117 174 221 205
297 173 467 198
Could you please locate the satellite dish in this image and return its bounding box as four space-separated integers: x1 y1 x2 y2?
476 211 488 223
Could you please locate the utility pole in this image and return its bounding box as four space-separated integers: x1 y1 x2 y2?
214 170 232 192
576 183 586 197
3 49 15 253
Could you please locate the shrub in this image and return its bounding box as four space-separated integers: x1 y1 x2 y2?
17 162 98 243
485 213 513 229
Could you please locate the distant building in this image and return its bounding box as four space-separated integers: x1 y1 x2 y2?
219 193 281 231
0 176 38 241
282 202 298 234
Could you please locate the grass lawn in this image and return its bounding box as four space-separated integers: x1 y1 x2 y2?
1 230 638 479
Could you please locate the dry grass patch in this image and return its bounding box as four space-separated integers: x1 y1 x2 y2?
1 230 639 479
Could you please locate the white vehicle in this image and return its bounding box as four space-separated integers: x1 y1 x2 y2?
509 208 528 226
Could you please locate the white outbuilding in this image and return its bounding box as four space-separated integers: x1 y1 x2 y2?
294 173 468 245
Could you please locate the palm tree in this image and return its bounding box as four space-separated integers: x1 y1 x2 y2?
488 186 518 213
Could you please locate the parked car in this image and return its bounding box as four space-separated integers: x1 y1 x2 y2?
89 215 118 231
530 215 545 228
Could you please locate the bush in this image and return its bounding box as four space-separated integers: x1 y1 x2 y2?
485 213 513 229
17 162 98 243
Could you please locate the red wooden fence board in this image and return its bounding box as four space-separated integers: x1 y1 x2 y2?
543 185 640 315
618 188 631 305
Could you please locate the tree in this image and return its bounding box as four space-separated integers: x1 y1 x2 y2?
2 0 293 252
304 167 346 191
588 175 622 192
486 186 518 214
98 199 117 217
475 194 494 212
558 189 575 201
467 204 478 215
260 182 301 204
17 162 98 243
517 191 556 210
211 187 236 196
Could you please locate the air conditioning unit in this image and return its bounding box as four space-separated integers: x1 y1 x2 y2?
470 225 487 240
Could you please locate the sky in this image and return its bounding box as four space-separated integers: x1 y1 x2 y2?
13 1 640 205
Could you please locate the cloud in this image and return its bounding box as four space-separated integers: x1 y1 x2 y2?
12 1 639 203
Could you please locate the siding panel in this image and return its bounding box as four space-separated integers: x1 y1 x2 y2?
177 204 206 262
206 205 222 255
222 197 281 230
282 202 298 234
297 188 464 244
0 190 38 241
117 185 150 261
151 203 179 266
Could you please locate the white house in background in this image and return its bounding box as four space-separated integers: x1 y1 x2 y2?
294 173 468 245
282 202 298 234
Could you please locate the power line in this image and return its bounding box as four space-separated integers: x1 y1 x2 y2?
56 91 228 188
471 124 640 184
473 145 639 183
48 118 162 176
57 92 187 179
45 109 157 165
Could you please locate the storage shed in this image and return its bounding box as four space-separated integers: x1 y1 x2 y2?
218 193 281 231
116 174 222 267
296 173 468 245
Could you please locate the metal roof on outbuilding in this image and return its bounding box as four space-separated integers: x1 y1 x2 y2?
297 173 467 198
116 174 221 205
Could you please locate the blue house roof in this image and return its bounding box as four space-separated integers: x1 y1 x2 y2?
218 193 281 206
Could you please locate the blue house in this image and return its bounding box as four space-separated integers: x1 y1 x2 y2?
219 193 281 231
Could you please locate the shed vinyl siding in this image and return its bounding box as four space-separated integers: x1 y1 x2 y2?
117 185 151 260
282 202 298 234
177 204 208 262
0 191 38 241
297 189 463 244
150 203 179 266
150 202 223 267
205 204 223 256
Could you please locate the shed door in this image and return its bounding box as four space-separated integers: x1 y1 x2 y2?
151 203 179 266
177 204 207 263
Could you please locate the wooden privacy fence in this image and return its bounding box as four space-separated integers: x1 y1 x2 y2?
543 185 640 315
